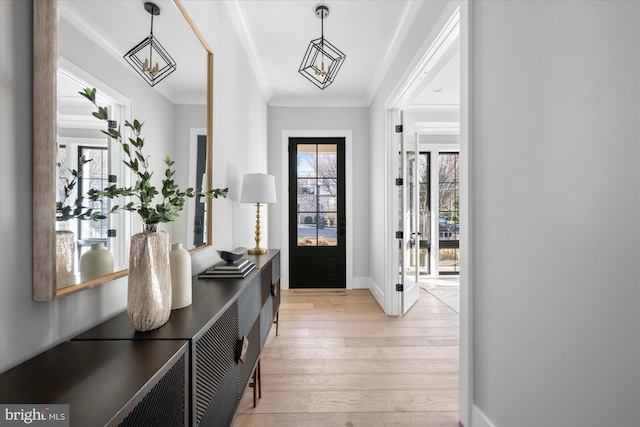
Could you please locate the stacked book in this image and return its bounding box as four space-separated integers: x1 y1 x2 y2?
198 258 256 279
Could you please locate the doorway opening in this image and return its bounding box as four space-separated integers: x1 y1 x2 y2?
384 2 471 425
396 118 460 312
388 5 461 315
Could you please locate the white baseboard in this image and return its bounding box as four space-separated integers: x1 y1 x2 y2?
471 404 496 427
351 276 371 289
368 279 385 310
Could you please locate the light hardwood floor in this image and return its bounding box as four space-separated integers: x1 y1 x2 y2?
234 288 460 427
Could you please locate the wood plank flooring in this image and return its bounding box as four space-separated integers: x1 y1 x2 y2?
234 289 460 427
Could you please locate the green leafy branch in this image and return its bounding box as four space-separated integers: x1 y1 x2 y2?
79 87 228 225
56 155 107 222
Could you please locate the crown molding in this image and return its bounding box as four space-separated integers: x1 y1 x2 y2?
364 1 424 104
223 0 274 103
269 96 369 108
406 104 460 113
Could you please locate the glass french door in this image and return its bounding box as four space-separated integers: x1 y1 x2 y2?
289 138 346 288
398 111 421 314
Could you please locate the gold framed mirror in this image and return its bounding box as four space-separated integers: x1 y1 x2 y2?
33 0 214 300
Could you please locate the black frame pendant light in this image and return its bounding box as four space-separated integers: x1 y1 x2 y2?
299 5 346 90
124 2 177 87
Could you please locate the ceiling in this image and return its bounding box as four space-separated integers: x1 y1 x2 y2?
220 0 424 106
60 0 459 114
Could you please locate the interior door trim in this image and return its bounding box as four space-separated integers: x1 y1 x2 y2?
280 130 353 291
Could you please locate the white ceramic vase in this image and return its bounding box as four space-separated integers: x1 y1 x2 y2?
170 243 192 310
80 242 114 281
127 225 171 332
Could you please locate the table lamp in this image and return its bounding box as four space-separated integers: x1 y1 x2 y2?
240 173 277 254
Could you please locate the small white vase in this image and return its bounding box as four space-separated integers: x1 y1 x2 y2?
170 243 192 309
80 242 114 281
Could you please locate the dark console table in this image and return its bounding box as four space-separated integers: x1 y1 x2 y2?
0 340 189 426
0 250 280 427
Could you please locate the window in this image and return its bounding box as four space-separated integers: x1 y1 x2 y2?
296 144 339 247
439 152 459 273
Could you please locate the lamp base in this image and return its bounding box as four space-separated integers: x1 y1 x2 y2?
249 202 267 255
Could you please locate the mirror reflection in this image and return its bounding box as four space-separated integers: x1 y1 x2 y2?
56 64 130 287
54 0 210 292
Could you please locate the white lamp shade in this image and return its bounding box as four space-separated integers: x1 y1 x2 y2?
240 173 277 204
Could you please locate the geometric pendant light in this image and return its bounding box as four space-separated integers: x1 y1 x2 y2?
123 2 177 87
299 5 346 90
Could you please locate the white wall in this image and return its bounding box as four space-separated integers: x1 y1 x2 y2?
172 103 205 248
471 1 640 426
184 2 269 262
267 107 370 288
0 0 268 372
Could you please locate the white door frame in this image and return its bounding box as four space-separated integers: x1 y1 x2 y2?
280 130 353 291
383 2 472 425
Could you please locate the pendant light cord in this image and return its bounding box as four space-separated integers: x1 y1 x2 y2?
149 12 154 70
320 10 325 72
321 11 324 48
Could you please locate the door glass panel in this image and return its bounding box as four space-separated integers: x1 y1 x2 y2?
296 144 338 247
297 191 316 210
297 178 316 196
297 144 317 175
297 219 318 246
439 152 460 273
319 212 337 246
318 178 337 195
418 153 430 275
400 124 420 314
318 195 337 212
407 153 417 275
77 147 109 259
439 247 460 273
317 145 337 177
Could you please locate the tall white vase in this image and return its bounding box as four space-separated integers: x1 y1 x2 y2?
170 243 192 309
80 242 114 281
128 225 171 332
